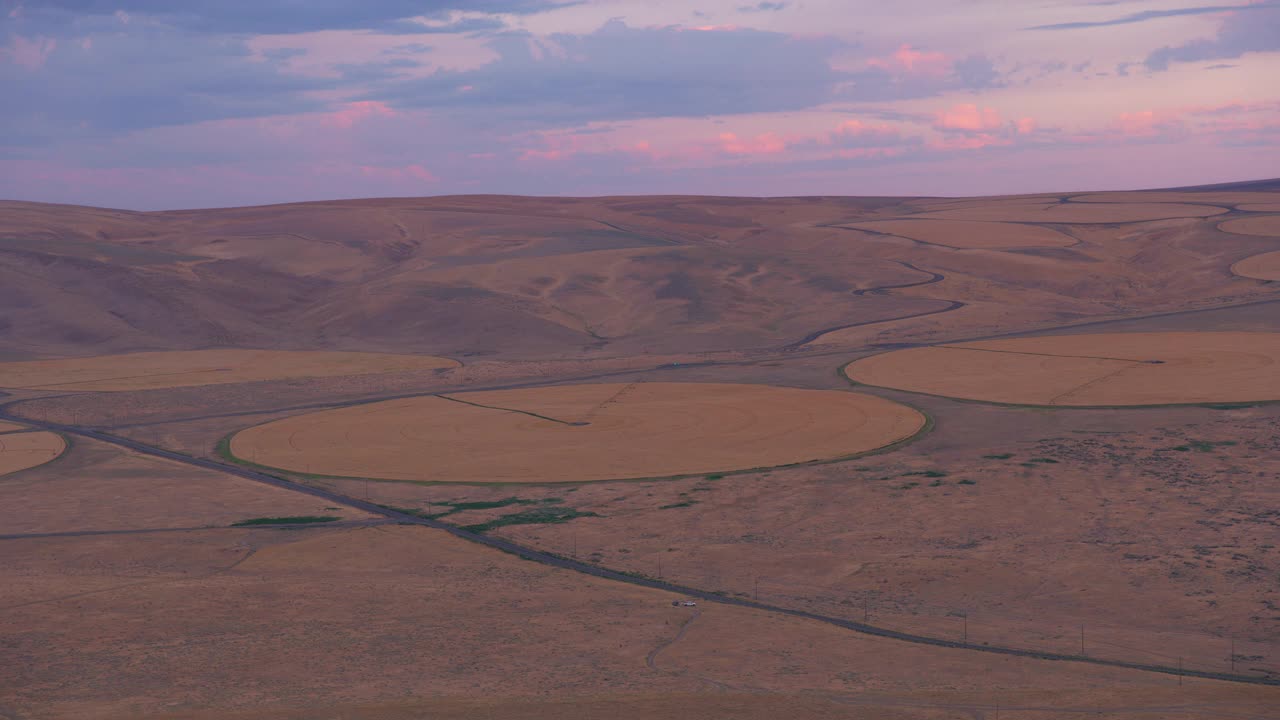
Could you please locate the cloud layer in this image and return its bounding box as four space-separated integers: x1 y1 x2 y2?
1 0 1277 207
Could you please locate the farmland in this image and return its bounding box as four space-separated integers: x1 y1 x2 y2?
2 187 1280 718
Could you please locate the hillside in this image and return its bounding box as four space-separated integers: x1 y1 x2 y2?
0 188 1276 362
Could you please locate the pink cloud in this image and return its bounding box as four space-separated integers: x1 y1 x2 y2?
358 164 438 183
934 104 1003 132
718 132 787 155
867 44 950 75
321 101 398 129
1117 110 1159 136
1 34 56 70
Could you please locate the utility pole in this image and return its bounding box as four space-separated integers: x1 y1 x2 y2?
963 612 968 644
657 556 662 579
1231 638 1236 672
864 597 870 622
1080 624 1086 656
754 577 759 602
1178 657 1183 687
572 530 577 558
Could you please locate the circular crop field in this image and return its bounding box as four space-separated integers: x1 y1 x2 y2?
1232 251 1280 281
912 202 1227 223
844 332 1280 406
1220 216 1280 238
231 383 926 483
0 431 66 477
0 350 459 392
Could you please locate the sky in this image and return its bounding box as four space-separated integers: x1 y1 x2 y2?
1 0 1277 209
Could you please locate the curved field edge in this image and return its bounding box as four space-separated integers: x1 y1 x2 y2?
0 430 72 479
0 350 465 392
215 394 934 486
837 358 1280 411
5 410 1276 687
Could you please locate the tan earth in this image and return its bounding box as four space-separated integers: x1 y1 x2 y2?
4 189 1280 718
0 420 29 433
0 431 66 477
1068 191 1276 206
231 383 926 483
1239 202 1280 212
1219 215 1280 237
913 202 1228 223
1232 250 1280 281
844 331 1280 406
0 349 459 391
843 219 1075 249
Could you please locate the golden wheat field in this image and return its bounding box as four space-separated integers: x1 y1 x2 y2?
1232 250 1280 281
0 431 67 477
231 383 926 483
844 332 1280 406
0 350 459 391
1219 215 1280 238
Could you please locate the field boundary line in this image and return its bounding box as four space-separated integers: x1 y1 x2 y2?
435 393 587 426
4 411 1276 687
933 345 1155 364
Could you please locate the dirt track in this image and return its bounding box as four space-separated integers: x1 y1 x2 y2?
2 406 1276 688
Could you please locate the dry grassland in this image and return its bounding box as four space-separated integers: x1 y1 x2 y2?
913 202 1228 223
0 431 65 477
0 419 29 432
1232 250 1280 281
0 349 459 391
844 331 1280 406
231 383 925 483
1239 202 1280 212
1219 215 1280 238
5 525 1272 720
844 219 1075 249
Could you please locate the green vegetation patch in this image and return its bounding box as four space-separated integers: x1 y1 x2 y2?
462 506 599 533
1027 457 1060 464
983 453 1014 460
231 516 340 527
901 470 947 478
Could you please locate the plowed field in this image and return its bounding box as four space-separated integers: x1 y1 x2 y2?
0 431 66 477
845 219 1075 249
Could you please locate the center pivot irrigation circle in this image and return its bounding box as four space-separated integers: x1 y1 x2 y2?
843 332 1280 407
230 382 926 483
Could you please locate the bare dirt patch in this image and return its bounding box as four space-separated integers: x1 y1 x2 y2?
0 431 65 477
843 219 1075 249
1219 215 1280 238
914 202 1228 223
231 383 926 483
0 350 459 392
844 331 1280 406
1232 251 1280 281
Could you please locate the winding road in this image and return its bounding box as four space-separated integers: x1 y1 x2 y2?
2 408 1275 688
